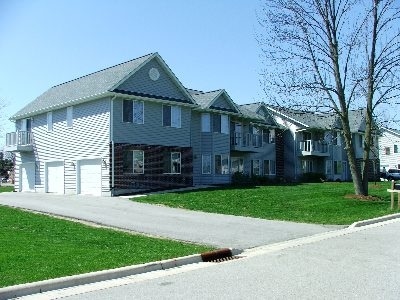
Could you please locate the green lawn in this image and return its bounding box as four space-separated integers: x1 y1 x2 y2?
0 205 211 288
0 186 14 193
132 182 398 225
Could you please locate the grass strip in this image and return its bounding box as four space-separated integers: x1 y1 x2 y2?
0 205 211 288
133 182 399 225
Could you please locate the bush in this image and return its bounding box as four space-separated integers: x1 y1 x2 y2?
300 172 326 183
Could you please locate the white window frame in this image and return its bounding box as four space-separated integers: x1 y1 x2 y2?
170 152 181 174
133 150 144 174
326 160 332 175
221 115 229 134
163 105 181 128
67 106 73 128
47 112 53 132
201 113 211 132
231 157 244 174
263 160 276 175
133 101 144 124
171 106 181 128
202 154 211 174
334 161 343 175
252 160 261 176
215 154 229 175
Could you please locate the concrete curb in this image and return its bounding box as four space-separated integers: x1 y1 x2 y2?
0 254 202 300
0 248 242 300
349 213 400 228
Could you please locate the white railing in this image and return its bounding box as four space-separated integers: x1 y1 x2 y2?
231 132 262 148
6 131 33 146
299 140 328 153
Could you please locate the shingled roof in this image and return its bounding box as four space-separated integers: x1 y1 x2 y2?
11 53 156 120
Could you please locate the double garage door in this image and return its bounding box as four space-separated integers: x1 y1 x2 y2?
43 159 102 196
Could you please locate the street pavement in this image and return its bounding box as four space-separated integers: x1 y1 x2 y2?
0 192 340 249
27 218 400 300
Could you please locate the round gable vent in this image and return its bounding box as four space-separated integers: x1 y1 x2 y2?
149 67 160 81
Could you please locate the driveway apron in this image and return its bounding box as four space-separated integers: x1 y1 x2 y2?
0 192 340 249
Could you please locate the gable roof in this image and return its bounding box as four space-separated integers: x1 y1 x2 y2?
265 105 370 132
381 127 400 137
11 53 196 120
239 102 278 126
187 89 239 113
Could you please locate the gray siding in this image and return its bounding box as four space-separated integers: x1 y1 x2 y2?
112 99 191 147
117 59 189 101
14 98 111 195
213 94 232 110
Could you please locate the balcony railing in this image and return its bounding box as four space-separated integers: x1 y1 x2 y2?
231 132 262 149
298 140 328 156
5 131 34 152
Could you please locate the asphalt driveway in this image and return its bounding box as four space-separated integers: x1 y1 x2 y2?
0 192 341 249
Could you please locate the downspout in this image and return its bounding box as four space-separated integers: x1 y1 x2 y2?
294 129 297 180
110 96 116 196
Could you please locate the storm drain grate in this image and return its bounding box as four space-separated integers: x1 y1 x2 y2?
201 248 243 263
208 255 243 263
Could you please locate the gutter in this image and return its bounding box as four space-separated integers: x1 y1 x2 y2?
110 96 116 196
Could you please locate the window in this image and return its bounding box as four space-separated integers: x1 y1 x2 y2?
163 105 181 128
326 160 332 175
359 135 363 148
67 106 73 128
385 147 391 155
252 160 261 176
123 150 144 174
164 152 181 174
263 160 276 175
334 161 343 175
301 160 313 173
221 115 229 134
212 114 229 134
231 157 244 173
394 145 398 154
333 131 341 146
123 100 144 124
21 118 32 132
213 114 221 133
133 150 144 174
270 129 276 143
202 154 211 174
215 154 229 174
201 113 210 132
47 112 53 132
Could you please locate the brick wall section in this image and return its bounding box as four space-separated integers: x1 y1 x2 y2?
275 128 285 178
111 143 193 192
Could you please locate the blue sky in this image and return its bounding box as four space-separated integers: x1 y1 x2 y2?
0 0 264 138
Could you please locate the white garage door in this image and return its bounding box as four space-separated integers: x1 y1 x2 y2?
46 161 64 193
78 158 102 196
20 163 35 192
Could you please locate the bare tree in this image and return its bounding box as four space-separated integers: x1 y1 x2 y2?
258 0 400 195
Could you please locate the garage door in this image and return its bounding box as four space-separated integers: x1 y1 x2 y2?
20 163 35 192
78 158 102 196
46 161 64 193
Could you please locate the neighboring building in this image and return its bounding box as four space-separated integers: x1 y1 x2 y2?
379 127 400 171
264 105 380 181
5 53 279 196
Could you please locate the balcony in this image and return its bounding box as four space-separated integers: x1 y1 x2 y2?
298 140 329 156
5 131 34 152
231 132 263 152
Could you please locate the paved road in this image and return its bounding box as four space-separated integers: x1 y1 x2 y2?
0 192 339 249
28 219 400 300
